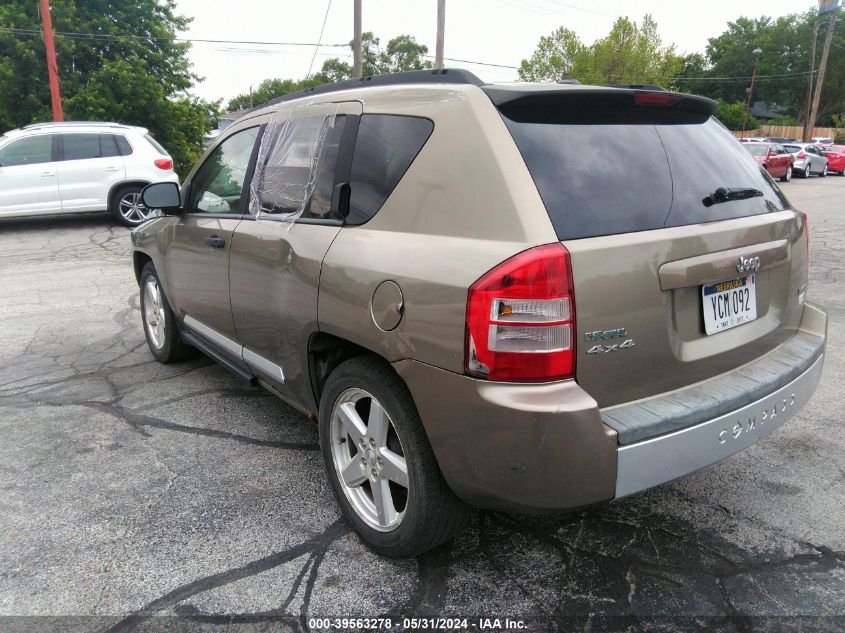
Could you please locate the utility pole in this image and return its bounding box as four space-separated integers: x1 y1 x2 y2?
741 48 763 137
435 0 445 69
353 0 362 78
807 12 837 141
803 22 819 142
39 0 63 122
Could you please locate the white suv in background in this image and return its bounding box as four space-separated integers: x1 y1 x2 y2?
0 122 179 226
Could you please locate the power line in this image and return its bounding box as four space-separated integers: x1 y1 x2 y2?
423 54 519 70
0 27 348 47
307 0 333 78
0 26 825 84
497 0 612 18
539 0 615 18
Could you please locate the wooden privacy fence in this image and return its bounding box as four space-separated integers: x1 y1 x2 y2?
732 125 839 141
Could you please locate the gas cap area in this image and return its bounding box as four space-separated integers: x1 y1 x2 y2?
371 281 404 331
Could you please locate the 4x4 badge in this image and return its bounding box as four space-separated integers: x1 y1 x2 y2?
587 339 635 354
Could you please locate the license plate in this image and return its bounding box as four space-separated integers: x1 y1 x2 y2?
702 275 757 335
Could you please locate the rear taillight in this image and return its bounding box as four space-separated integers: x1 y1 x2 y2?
465 243 575 382
154 158 173 170
797 152 807 159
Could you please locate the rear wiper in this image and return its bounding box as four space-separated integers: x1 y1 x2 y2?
702 187 763 207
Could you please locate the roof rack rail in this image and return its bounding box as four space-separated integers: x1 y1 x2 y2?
22 121 129 129
608 84 667 91
255 68 485 112
557 79 581 85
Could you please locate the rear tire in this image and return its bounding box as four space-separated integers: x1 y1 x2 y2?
139 262 196 363
111 184 154 227
781 165 792 182
802 165 811 178
318 355 470 557
820 162 827 177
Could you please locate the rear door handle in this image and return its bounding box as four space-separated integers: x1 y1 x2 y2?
105 166 119 172
203 236 226 248
41 171 55 177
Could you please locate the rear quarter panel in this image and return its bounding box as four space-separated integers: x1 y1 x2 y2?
318 87 558 372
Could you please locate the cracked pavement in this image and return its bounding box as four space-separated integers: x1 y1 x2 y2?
0 177 843 632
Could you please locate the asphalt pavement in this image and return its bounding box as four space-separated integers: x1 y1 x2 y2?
0 177 843 633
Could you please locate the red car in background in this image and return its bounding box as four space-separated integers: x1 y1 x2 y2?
742 142 794 182
821 145 845 175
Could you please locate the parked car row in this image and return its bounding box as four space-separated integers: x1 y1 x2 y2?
739 135 834 146
0 122 178 226
741 140 845 180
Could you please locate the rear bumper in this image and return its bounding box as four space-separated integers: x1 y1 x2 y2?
615 349 823 498
394 304 826 513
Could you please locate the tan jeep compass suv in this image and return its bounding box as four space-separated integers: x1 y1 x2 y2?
132 69 827 557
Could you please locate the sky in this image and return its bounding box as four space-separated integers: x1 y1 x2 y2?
173 0 814 107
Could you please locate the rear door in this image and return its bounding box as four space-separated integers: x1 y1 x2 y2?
56 133 126 212
229 101 361 405
771 144 789 177
0 134 60 216
163 124 261 356
496 92 807 407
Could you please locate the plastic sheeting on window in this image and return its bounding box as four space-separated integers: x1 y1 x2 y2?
249 104 340 225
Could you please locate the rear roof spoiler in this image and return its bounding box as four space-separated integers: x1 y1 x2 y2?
482 86 717 124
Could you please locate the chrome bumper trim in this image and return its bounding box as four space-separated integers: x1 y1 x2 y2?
615 352 824 499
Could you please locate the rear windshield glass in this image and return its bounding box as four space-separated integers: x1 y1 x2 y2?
783 145 802 153
500 113 789 240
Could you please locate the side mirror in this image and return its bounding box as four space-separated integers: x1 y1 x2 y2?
141 182 182 215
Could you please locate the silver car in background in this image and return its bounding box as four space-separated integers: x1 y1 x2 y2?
782 143 829 177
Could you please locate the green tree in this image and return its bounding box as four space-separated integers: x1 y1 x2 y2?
517 27 585 82
226 78 301 112
670 52 713 95
705 12 845 125
714 99 759 131
224 33 433 113
0 0 214 176
519 15 682 87
583 16 682 86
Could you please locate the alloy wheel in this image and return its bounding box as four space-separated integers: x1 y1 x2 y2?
329 387 409 532
143 278 166 349
119 191 153 224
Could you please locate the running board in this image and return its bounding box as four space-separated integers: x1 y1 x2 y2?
180 329 256 385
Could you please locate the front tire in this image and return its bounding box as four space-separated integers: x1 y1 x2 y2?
139 262 195 363
820 162 827 177
111 184 154 227
781 165 792 182
319 356 470 557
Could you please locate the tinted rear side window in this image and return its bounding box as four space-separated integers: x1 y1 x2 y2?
115 135 133 156
347 114 433 225
501 114 789 240
62 134 101 160
60 133 124 160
